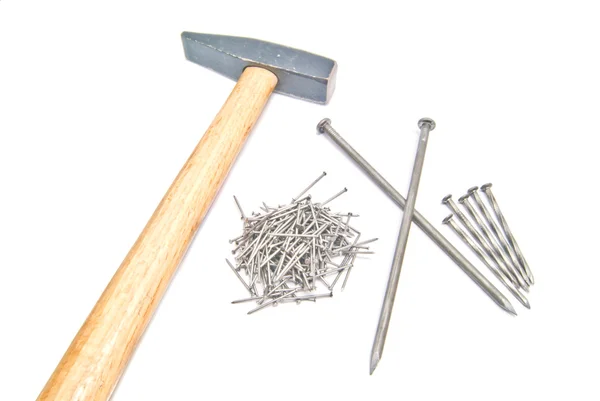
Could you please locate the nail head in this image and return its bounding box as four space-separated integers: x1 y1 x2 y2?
418 117 436 131
467 186 479 195
317 118 332 134
442 214 454 224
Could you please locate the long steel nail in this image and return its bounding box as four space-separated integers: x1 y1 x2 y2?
467 187 530 284
481 183 534 285
370 118 435 375
442 215 530 309
442 194 522 289
317 118 515 316
458 194 528 290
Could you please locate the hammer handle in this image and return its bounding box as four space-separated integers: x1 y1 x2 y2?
37 67 278 401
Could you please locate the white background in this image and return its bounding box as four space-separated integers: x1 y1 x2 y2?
1 1 599 400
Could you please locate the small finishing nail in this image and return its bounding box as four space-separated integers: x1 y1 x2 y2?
233 195 246 220
226 259 254 296
231 296 261 304
321 188 348 206
292 172 327 202
247 289 299 315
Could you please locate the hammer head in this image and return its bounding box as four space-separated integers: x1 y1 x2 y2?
182 32 337 104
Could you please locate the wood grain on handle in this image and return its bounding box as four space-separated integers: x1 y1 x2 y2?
37 67 278 401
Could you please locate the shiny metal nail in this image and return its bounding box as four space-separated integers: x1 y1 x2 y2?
481 183 534 285
292 172 327 201
233 195 246 220
321 188 348 206
226 259 254 295
370 117 435 375
442 215 530 309
318 118 515 316
442 195 522 288
458 193 528 290
247 289 299 315
467 187 530 285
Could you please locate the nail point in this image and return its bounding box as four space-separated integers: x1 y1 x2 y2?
370 351 380 375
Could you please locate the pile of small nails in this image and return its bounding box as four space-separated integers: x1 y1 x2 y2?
226 172 376 315
442 183 534 309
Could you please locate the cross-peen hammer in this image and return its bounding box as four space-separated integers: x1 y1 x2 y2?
36 32 337 401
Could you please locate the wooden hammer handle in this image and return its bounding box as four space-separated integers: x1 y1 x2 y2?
37 67 278 401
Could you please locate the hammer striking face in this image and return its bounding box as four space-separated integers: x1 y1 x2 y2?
182 32 337 104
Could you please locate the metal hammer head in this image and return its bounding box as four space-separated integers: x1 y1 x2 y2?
182 32 337 104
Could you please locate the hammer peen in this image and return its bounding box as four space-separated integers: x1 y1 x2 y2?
37 33 336 401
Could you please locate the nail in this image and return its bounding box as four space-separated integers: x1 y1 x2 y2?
318 118 515 316
443 194 522 289
442 215 530 309
468 187 530 285
247 289 299 315
370 117 435 375
233 195 246 220
321 188 348 206
458 193 528 290
226 259 254 296
292 172 327 201
481 183 534 285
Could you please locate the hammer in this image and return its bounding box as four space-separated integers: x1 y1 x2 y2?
37 32 336 401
